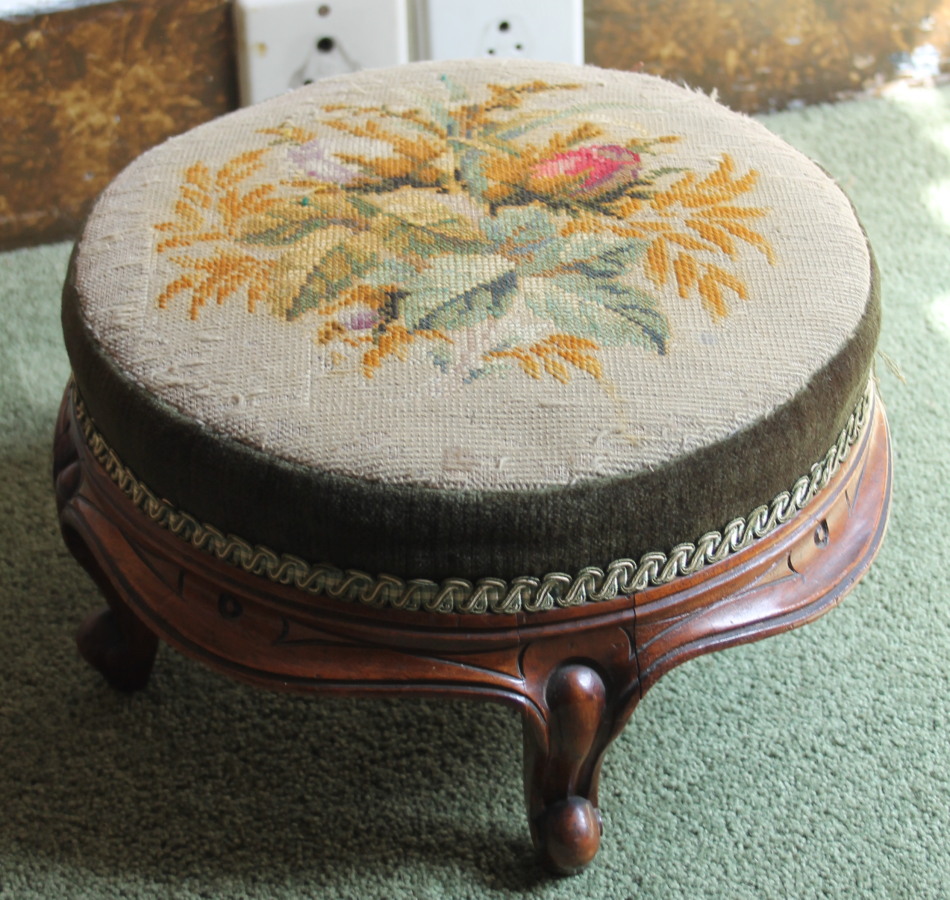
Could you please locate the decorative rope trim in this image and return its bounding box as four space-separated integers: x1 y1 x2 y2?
72 383 872 615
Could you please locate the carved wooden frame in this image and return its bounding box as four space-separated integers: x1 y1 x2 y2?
53 386 891 874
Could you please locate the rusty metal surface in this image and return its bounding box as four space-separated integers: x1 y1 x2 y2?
585 0 946 112
0 0 237 249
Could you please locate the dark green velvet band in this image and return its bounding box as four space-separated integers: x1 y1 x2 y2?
62 244 880 584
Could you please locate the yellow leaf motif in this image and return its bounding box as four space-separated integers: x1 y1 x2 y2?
157 250 276 320
698 265 748 318
646 239 670 285
486 335 603 383
673 253 699 298
717 220 777 264
153 79 776 385
154 155 280 316
215 149 269 190
361 325 451 378
627 154 775 316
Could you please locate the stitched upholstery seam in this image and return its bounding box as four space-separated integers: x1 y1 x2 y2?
71 380 872 615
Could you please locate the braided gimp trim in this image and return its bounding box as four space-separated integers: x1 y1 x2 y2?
72 382 871 615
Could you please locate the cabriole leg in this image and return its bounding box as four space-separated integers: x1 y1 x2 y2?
522 662 623 875
65 525 160 692
54 387 159 692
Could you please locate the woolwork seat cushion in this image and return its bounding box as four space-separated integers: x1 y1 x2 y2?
62 60 879 614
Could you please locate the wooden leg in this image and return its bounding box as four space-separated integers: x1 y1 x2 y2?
49 381 892 873
61 522 160 692
54 387 159 692
523 662 628 875
75 598 159 692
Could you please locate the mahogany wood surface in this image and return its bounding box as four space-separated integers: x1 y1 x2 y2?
53 387 892 875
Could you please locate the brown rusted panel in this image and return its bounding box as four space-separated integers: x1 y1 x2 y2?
0 0 237 249
585 0 946 112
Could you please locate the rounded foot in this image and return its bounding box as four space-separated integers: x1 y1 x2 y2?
76 608 157 692
536 795 602 876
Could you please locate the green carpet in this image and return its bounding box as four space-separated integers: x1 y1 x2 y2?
2 84 949 899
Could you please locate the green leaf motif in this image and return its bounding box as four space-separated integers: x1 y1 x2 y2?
241 196 368 247
480 206 557 265
452 140 494 208
428 340 455 373
561 238 648 281
521 239 669 353
152 74 761 382
400 254 517 332
287 242 379 319
376 215 486 261
482 209 652 282
241 211 326 247
349 190 489 261
363 258 418 288
438 74 469 104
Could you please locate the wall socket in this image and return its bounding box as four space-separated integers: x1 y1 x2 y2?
236 0 584 107
235 0 412 106
420 0 584 65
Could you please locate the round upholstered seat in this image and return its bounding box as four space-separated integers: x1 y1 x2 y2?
62 60 878 615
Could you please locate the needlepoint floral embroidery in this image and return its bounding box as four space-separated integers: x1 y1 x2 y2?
154 77 775 383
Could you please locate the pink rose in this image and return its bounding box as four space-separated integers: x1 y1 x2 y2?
530 145 641 193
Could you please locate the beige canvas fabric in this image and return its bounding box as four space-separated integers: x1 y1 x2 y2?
75 60 871 492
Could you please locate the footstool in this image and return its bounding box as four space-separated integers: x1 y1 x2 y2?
55 60 890 875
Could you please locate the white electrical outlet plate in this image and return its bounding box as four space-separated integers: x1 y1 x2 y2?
235 0 411 107
421 0 583 65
